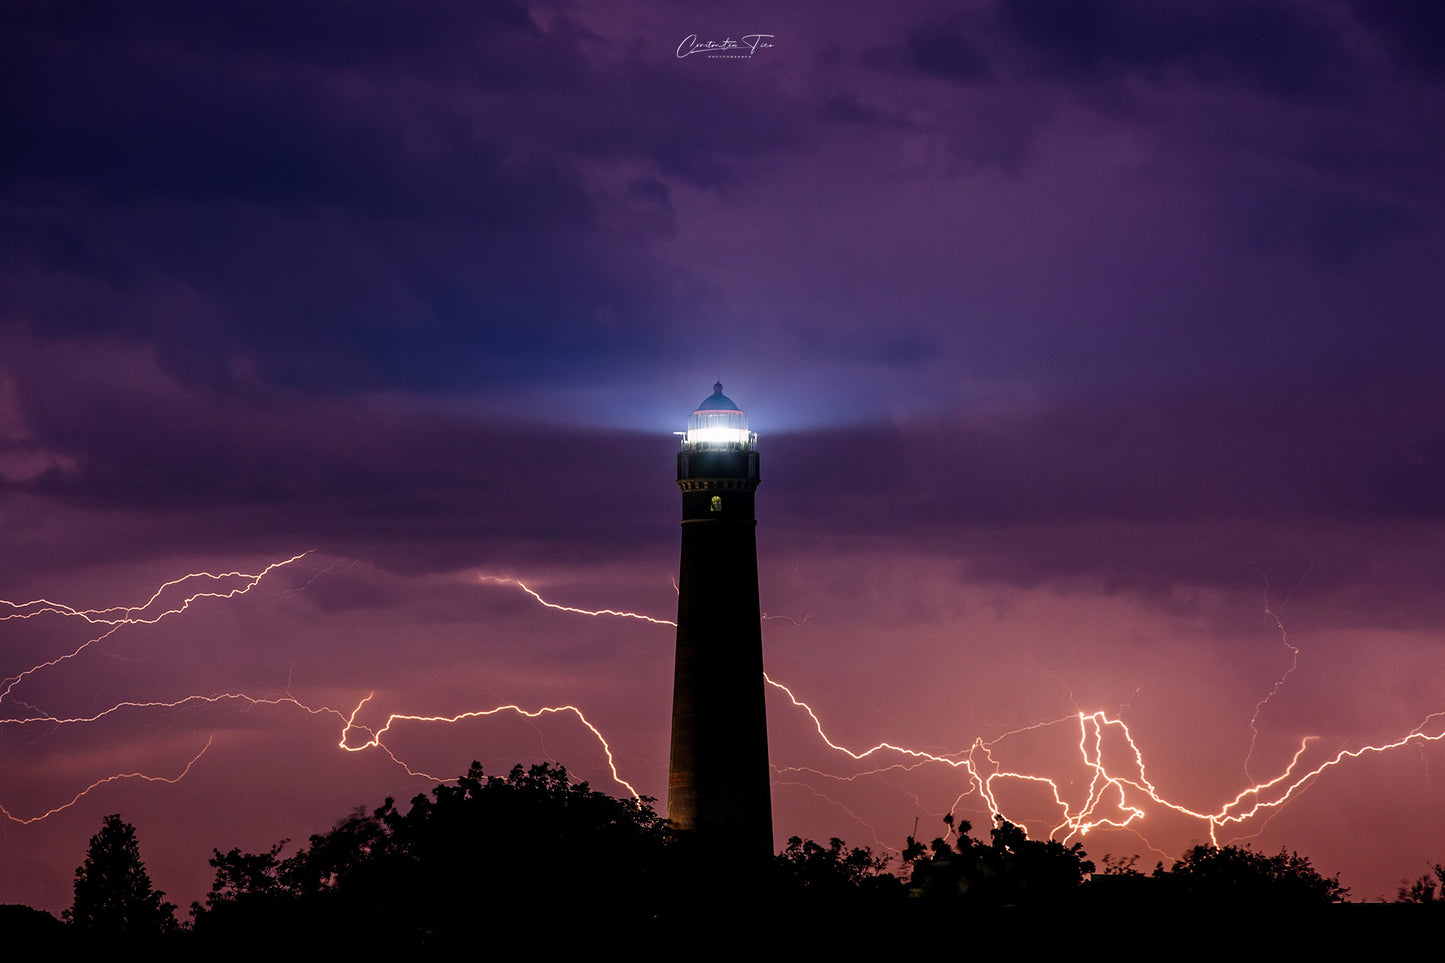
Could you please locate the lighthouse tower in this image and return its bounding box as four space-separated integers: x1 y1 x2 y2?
667 382 773 855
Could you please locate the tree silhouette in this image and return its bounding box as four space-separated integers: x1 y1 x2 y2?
1152 844 1348 906
64 814 177 936
1397 863 1445 903
190 840 290 925
902 812 1093 907
774 835 902 905
193 762 669 945
777 835 894 888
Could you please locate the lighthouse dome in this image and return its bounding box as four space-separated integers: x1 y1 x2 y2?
696 382 740 412
683 382 755 450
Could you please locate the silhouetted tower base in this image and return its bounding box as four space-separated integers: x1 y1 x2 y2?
667 383 773 857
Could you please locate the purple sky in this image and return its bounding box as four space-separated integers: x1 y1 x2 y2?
4 0 1445 910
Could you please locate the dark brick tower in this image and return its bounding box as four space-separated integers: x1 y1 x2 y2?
667 382 773 855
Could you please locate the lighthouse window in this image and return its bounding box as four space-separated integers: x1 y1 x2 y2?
710 496 722 512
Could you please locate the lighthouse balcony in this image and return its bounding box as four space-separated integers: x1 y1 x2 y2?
677 448 759 481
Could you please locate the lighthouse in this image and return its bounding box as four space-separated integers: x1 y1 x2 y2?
667 382 773 856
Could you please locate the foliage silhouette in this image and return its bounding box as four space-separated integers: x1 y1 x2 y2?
775 835 902 902
191 840 290 925
777 836 891 886
1397 863 1445 903
902 812 1093 907
193 762 668 945
178 761 1397 947
1151 843 1348 906
64 814 177 937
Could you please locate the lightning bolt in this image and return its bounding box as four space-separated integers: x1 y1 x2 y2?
763 611 813 626
0 737 215 824
475 571 1445 858
1 559 649 824
1244 566 1306 781
10 556 1445 889
767 672 1445 850
335 692 639 796
477 575 676 626
1 553 310 704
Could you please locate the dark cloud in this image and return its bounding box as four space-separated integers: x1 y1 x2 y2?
2 1 566 207
1 181 693 397
2 0 544 80
766 373 1445 593
624 174 677 236
819 91 902 126
1 1 813 403
903 21 996 83
861 19 995 84
3 361 668 573
995 0 1356 101
574 66 800 187
1349 0 1445 80
1217 177 1408 269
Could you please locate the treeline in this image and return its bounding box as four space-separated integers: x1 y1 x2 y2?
17 761 1445 949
